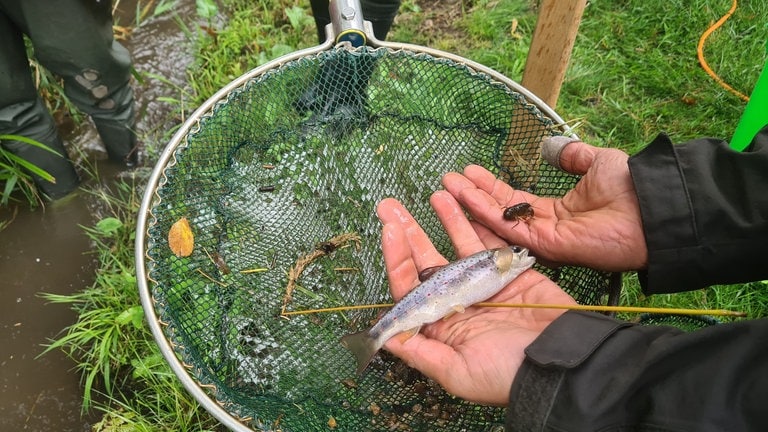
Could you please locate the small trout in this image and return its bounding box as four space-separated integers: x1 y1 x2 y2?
341 245 535 374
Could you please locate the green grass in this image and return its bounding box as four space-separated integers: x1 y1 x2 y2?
393 0 766 151
41 0 768 430
620 274 768 323
557 0 767 318
185 0 317 105
41 204 144 408
559 0 766 150
40 181 221 430
0 134 59 210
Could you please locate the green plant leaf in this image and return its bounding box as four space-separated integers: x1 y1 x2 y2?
131 353 166 379
0 134 62 155
153 0 177 17
285 6 307 29
96 217 124 234
130 66 145 85
116 305 144 329
2 176 17 206
196 0 218 19
271 43 294 58
1 150 56 182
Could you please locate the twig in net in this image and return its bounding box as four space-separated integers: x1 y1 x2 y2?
281 232 362 315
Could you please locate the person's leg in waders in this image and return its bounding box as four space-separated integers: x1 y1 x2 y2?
22 0 139 166
0 1 137 199
0 8 80 200
294 0 401 120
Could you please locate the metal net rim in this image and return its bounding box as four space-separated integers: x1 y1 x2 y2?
135 40 574 431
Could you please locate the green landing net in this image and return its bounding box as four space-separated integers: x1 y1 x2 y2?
136 40 616 431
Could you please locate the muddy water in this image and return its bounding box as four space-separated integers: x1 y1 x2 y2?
0 193 100 431
0 1 196 430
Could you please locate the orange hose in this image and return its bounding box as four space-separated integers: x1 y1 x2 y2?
697 0 750 101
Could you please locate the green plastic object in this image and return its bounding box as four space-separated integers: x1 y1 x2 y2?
730 39 768 151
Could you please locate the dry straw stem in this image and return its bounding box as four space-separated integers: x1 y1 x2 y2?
281 302 747 318
281 232 362 315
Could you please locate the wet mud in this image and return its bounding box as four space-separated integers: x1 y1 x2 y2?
0 0 196 429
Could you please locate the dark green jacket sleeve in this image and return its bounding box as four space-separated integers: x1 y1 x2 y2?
506 126 768 431
629 126 768 294
507 311 768 431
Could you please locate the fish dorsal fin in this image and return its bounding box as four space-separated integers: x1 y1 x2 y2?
418 265 444 282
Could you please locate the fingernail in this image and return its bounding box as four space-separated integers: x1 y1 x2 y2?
541 135 580 171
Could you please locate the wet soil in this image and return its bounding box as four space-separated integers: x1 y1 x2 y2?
0 0 196 429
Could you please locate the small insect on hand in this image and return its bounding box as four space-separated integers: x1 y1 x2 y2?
502 202 534 228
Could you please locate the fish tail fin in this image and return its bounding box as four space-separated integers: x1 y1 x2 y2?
340 330 379 375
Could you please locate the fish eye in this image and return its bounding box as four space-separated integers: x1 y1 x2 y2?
511 245 523 253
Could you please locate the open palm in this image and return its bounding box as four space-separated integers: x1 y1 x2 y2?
377 195 576 406
441 143 647 271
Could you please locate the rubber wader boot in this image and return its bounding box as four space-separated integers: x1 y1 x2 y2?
1 125 80 200
93 118 139 167
0 96 80 199
296 0 398 120
294 54 374 123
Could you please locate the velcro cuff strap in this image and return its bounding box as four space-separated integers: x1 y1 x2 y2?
525 311 632 368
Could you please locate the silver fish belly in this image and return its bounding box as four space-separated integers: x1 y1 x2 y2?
341 245 535 374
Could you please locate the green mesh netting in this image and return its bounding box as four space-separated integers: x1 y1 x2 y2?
143 45 613 431
637 314 720 332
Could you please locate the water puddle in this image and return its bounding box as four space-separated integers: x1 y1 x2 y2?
0 191 98 431
0 0 197 429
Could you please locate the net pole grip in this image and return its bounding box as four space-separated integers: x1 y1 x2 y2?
329 0 367 47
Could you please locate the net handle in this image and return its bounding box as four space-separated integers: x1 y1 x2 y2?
329 0 367 46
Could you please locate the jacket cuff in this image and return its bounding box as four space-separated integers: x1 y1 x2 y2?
628 133 701 294
506 311 631 430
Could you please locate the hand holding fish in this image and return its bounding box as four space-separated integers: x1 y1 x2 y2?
375 195 577 406
441 138 648 272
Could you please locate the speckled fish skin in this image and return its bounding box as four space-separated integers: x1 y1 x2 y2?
341 245 535 374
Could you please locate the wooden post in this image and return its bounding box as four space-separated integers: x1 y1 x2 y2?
522 0 587 109
499 0 585 190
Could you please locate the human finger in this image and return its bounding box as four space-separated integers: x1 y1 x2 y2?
468 220 509 250
442 168 511 215
376 198 448 272
429 190 487 257
461 165 539 206
542 137 597 176
441 170 509 227
380 223 421 301
443 167 543 230
442 171 536 245
430 190 509 252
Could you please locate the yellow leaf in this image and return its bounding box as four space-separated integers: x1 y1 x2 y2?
168 217 194 257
